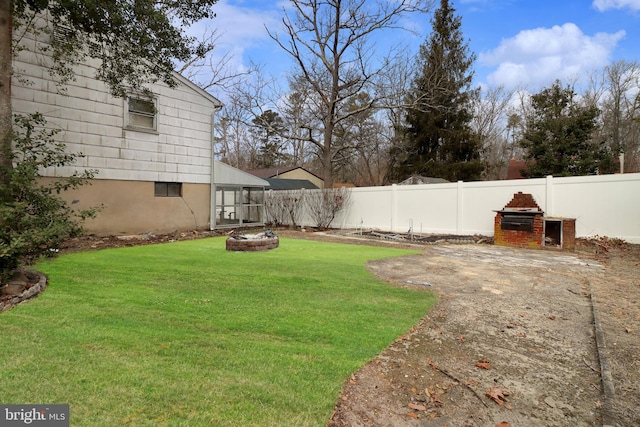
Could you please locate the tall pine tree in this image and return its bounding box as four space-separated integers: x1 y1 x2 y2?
519 81 616 177
388 0 483 182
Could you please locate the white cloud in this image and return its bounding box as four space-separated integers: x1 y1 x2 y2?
479 23 625 89
592 0 640 11
185 0 283 75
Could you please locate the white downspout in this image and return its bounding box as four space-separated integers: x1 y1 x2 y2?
210 104 223 230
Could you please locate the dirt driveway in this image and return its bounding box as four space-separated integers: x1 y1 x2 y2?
303 232 640 427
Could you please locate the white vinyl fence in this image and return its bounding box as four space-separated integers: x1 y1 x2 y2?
280 173 640 244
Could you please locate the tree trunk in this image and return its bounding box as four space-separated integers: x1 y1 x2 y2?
323 119 334 188
0 0 12 187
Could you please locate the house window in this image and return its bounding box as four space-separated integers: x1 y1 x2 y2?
128 96 157 130
155 182 182 197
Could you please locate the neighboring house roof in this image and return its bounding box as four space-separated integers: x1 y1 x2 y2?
505 159 528 180
245 166 322 181
265 178 318 190
398 175 450 185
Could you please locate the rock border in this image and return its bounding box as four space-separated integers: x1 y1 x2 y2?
0 271 48 312
226 236 279 252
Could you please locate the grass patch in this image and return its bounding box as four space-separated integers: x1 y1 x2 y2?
0 237 435 426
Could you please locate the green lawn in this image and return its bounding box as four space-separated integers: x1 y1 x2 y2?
0 237 435 426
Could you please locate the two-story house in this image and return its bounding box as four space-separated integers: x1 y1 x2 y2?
11 20 267 235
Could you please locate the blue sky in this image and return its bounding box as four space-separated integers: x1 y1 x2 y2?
196 0 640 93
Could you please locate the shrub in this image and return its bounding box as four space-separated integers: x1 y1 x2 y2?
307 188 351 229
265 189 305 227
0 113 100 281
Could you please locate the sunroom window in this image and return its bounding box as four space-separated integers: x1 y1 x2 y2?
215 186 264 227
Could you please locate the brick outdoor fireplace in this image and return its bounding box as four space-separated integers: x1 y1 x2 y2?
494 192 576 250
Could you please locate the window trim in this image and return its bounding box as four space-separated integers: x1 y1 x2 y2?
126 95 158 132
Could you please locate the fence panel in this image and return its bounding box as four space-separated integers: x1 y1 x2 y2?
278 173 640 243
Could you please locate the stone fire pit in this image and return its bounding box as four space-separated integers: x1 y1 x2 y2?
226 230 279 252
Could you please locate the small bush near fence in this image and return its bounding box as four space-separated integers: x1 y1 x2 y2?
265 189 305 227
266 188 351 229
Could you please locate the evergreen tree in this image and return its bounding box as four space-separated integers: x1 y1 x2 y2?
388 0 483 182
251 110 287 168
520 81 616 177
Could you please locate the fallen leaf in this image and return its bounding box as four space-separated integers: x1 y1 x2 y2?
518 332 526 338
427 388 443 406
549 315 556 320
475 359 491 370
625 327 632 333
486 387 509 405
406 412 418 419
496 422 511 427
458 335 465 343
408 403 427 411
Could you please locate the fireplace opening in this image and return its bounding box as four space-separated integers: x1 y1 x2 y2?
544 219 562 248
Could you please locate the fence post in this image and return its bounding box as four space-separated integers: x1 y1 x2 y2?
391 184 397 232
456 180 464 234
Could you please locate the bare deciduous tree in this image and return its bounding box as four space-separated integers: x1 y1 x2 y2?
267 0 433 187
280 74 320 166
177 26 260 93
470 86 513 180
600 60 640 172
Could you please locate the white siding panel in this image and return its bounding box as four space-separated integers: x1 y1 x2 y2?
14 61 46 80
12 32 220 184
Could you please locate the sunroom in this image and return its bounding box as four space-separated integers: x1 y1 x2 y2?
212 161 268 228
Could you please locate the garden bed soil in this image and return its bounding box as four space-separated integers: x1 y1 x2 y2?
44 229 640 425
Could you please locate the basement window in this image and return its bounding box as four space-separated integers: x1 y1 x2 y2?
155 182 182 197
